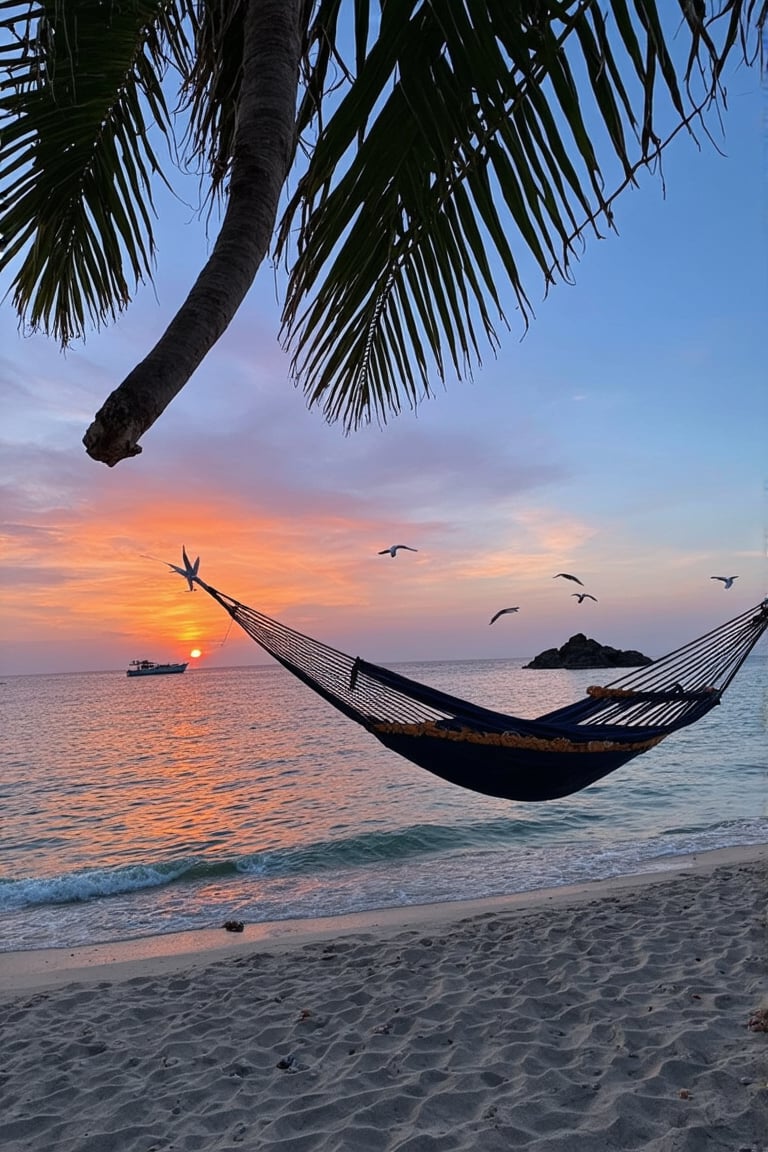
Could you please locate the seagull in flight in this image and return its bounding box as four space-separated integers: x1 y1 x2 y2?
710 576 738 589
572 593 597 603
168 547 200 591
489 607 520 625
378 545 418 558
553 572 584 586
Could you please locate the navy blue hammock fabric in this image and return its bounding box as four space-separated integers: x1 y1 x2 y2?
189 565 768 802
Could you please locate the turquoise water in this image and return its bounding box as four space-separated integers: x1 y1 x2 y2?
1 654 766 952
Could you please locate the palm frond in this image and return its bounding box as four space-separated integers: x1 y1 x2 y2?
0 0 197 345
280 0 767 431
176 0 247 200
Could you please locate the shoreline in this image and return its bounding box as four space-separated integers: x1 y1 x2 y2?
3 844 766 1152
2 842 765 998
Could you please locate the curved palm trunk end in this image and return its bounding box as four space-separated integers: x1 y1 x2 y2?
83 0 304 466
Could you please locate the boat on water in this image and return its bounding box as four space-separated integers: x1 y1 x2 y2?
126 659 188 677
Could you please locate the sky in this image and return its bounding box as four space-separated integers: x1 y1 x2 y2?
1 47 767 676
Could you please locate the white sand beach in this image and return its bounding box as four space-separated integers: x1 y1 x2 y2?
1 845 766 1152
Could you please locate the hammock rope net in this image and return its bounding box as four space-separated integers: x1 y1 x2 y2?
195 574 768 802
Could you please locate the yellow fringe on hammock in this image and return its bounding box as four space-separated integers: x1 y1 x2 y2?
372 720 665 755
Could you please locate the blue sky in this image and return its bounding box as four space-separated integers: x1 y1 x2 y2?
1 47 766 676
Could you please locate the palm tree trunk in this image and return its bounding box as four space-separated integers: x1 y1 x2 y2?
83 0 305 466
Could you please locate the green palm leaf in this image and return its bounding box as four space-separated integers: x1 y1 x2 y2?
0 0 197 343
280 0 767 430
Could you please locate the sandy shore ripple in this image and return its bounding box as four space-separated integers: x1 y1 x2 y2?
1 849 767 1152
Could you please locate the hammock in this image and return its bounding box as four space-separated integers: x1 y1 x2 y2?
182 557 768 801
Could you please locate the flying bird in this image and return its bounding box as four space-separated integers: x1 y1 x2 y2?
572 593 598 603
710 576 738 589
168 547 200 591
378 545 418 558
553 573 584 586
489 607 520 625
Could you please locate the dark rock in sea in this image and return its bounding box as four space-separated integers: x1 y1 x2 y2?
524 633 652 669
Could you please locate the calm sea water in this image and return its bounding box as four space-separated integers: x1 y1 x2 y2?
1 654 766 953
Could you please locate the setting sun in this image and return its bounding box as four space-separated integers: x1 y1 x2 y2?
190 649 202 659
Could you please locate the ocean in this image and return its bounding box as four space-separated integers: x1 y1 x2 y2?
1 653 766 953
